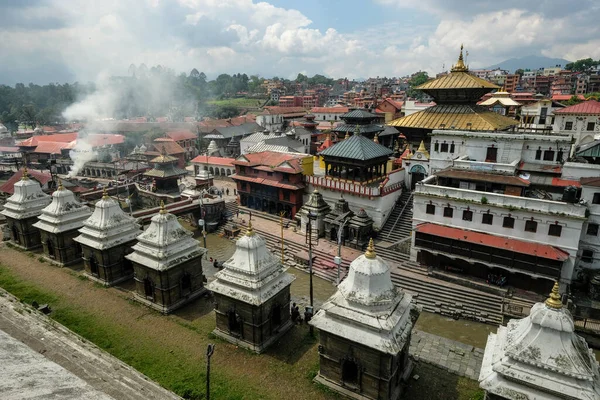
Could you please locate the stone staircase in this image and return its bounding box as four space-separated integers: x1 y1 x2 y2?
375 190 413 263
389 263 504 325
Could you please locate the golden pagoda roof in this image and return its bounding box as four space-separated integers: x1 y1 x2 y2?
387 104 518 131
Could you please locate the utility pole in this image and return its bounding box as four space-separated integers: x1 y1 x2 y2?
335 218 350 286
306 211 317 335
279 211 286 264
206 344 215 400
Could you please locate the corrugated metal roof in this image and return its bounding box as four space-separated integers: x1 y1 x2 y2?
418 71 499 90
436 168 530 187
332 124 384 134
320 133 393 160
576 140 600 157
416 223 569 261
341 109 378 119
387 104 518 131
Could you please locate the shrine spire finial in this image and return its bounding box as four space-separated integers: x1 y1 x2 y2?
102 187 109 199
451 44 468 72
21 166 29 181
365 238 376 259
246 220 255 237
373 133 379 144
58 179 64 190
545 281 563 309
159 200 167 214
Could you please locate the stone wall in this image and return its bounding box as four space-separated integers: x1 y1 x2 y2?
39 229 83 266
6 216 43 250
81 241 136 286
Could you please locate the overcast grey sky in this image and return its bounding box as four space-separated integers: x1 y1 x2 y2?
1 0 599 85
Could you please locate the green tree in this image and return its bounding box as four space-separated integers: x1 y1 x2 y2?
565 58 600 72
406 71 430 100
565 95 584 106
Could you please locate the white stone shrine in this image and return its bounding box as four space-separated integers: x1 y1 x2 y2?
310 239 420 400
74 188 141 285
479 281 600 400
33 181 91 265
207 221 296 353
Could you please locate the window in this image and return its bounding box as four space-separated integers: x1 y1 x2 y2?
548 224 562 237
565 121 573 130
426 204 435 215
434 142 439 152
239 166 246 174
440 143 449 152
462 210 473 221
450 143 455 153
443 207 454 218
535 148 542 160
587 223 599 236
283 191 290 201
582 250 594 263
503 216 515 229
486 147 497 162
482 213 493 225
593 193 600 204
543 150 555 161
525 220 538 232
587 122 596 131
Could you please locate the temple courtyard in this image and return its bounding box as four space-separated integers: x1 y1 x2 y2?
0 238 487 400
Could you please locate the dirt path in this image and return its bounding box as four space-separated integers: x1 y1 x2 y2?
0 244 334 400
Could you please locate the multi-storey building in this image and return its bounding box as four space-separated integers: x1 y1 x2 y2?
413 129 584 294
553 100 600 146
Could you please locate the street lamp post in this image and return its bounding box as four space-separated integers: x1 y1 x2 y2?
306 211 318 335
335 218 350 286
198 189 208 257
206 344 215 400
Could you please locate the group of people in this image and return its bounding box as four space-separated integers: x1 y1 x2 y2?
290 303 313 325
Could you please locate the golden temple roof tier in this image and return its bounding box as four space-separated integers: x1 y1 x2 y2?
387 104 518 131
417 72 499 104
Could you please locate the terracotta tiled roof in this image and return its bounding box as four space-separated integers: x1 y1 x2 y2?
0 169 53 195
152 139 185 154
166 130 197 141
416 223 569 261
18 132 78 147
0 146 19 152
86 134 124 147
551 94 586 102
32 141 70 154
554 100 600 115
230 174 304 190
190 155 235 166
262 106 307 115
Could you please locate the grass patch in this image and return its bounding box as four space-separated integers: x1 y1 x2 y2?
38 256 46 263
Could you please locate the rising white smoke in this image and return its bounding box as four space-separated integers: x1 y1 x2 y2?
66 135 96 178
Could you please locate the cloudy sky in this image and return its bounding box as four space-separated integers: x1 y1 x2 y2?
1 0 599 85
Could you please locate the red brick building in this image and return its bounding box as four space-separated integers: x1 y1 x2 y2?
231 151 306 218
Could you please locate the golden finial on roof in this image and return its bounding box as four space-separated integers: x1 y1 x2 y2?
344 131 350 140
373 133 379 144
354 124 360 136
21 167 29 181
57 179 64 190
246 220 255 237
451 44 468 72
545 281 563 309
417 140 427 153
159 200 167 214
102 187 109 199
365 238 376 259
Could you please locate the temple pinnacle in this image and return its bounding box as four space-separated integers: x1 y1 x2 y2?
545 281 563 309
58 179 64 190
364 238 376 259
21 167 29 181
246 220 255 237
102 187 109 199
159 200 167 214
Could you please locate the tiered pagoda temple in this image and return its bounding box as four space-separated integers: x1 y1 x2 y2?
74 188 142 286
126 202 207 313
33 181 91 265
144 151 188 194
332 109 385 142
310 239 421 400
319 125 393 184
1 168 52 250
388 45 519 143
207 222 296 353
479 282 600 400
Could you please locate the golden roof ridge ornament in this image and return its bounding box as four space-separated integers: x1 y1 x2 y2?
159 200 167 214
365 238 376 259
451 44 468 72
21 166 29 181
246 220 255 237
344 130 350 140
417 140 427 153
373 133 379 144
545 281 563 309
57 179 64 190
102 187 109 199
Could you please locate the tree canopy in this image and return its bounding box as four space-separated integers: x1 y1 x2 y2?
406 71 430 100
565 58 600 72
